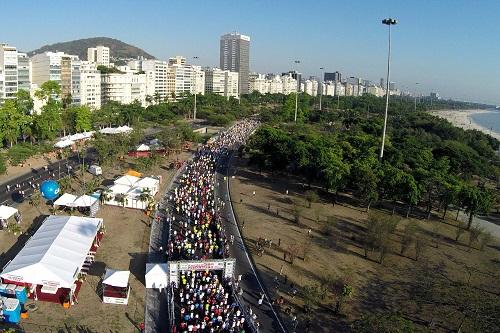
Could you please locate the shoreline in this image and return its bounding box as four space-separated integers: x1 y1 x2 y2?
430 109 500 140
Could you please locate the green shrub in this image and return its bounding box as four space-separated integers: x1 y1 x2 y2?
7 143 37 166
0 154 7 174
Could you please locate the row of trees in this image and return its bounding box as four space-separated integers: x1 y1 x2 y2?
246 104 498 227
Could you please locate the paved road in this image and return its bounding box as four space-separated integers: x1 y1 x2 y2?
145 161 190 333
216 148 287 333
0 151 93 207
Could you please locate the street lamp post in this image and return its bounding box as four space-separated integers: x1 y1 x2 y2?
294 60 301 122
193 56 199 120
414 82 419 112
319 67 324 111
379 17 398 160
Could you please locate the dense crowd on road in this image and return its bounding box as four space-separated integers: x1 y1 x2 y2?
165 119 259 332
176 270 247 332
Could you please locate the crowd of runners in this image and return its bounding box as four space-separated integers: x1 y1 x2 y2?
165 119 259 332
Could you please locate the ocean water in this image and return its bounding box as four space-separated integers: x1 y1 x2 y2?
470 110 500 135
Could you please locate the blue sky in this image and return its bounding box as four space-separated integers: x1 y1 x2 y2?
3 0 500 104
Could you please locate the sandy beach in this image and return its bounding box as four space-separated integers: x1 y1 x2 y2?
430 109 500 140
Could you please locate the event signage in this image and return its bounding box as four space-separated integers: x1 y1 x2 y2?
166 259 237 286
3 274 23 282
41 280 60 287
178 261 226 271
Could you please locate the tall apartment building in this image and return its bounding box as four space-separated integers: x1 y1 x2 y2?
31 52 81 104
79 61 101 109
168 56 186 66
324 71 342 82
0 44 19 100
220 33 250 95
31 51 65 86
17 53 30 92
281 74 297 95
166 62 204 100
87 46 110 67
61 55 80 104
204 68 239 99
282 70 302 91
101 71 147 106
142 60 168 102
248 73 267 94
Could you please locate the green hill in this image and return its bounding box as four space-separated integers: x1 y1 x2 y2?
28 37 155 60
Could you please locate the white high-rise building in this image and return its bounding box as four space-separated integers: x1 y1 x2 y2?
17 52 30 92
281 74 297 95
167 63 199 100
249 73 268 94
268 75 283 94
142 60 168 102
31 51 80 104
0 44 19 100
193 65 205 96
303 80 314 96
204 68 239 99
101 71 146 106
61 55 80 105
324 81 335 96
79 61 101 109
31 51 65 86
87 46 110 67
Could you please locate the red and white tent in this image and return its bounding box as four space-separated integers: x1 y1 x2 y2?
1 215 103 289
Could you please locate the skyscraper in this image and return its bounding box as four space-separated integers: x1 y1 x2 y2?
324 71 341 82
220 33 250 95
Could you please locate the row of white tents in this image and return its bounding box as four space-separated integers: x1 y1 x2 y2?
54 126 133 148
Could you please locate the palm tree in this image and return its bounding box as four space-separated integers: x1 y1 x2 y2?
29 192 43 214
138 188 154 209
115 193 127 207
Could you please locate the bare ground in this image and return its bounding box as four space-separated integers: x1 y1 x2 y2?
0 152 191 333
229 155 500 333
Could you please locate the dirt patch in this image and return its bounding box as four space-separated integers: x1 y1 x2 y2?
229 156 500 332
0 152 191 333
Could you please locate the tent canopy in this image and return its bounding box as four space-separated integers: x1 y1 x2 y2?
72 195 98 207
54 139 75 148
103 269 130 288
109 184 132 195
0 205 18 220
0 215 102 288
136 144 150 152
53 193 78 207
135 177 159 191
145 263 168 289
115 175 140 187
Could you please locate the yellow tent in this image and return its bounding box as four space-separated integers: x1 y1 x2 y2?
126 169 142 177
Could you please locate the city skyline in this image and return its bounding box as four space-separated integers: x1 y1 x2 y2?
2 0 500 105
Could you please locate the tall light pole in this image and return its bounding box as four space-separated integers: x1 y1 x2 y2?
379 17 398 160
414 82 419 112
294 60 301 122
319 67 324 111
193 56 199 120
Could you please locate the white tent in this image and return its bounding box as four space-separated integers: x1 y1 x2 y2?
136 144 150 152
103 269 130 288
99 126 133 135
0 215 102 288
53 193 78 207
109 184 132 195
54 139 75 148
145 264 168 289
72 195 98 207
115 175 140 187
134 177 160 195
0 205 18 220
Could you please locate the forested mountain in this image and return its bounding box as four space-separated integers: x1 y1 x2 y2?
28 37 155 60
